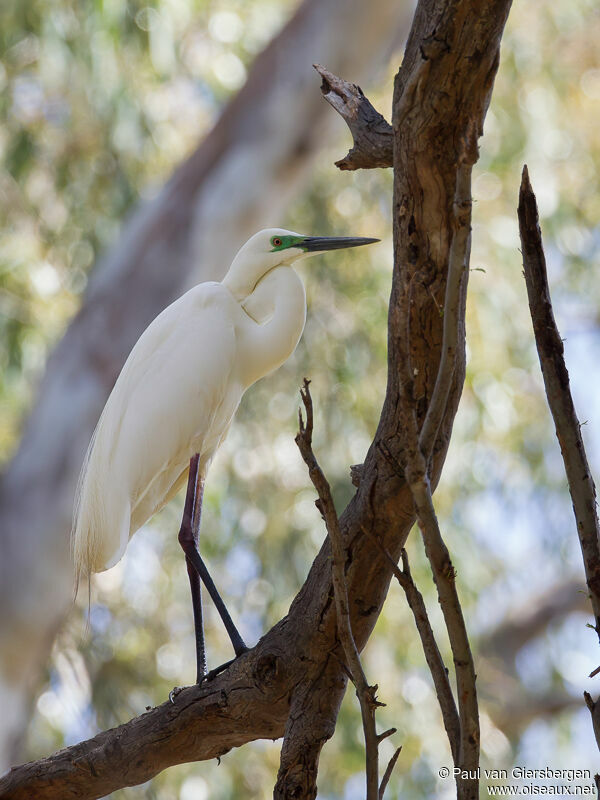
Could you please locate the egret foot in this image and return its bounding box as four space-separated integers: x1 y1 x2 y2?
199 647 250 684
169 686 184 703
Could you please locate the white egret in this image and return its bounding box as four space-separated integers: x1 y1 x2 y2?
72 228 378 681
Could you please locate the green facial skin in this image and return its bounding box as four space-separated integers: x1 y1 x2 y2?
270 235 307 252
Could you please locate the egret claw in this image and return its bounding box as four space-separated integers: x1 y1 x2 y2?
169 686 184 703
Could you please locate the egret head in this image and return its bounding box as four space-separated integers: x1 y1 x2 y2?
224 228 379 300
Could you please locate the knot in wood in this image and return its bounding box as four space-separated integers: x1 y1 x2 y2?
254 653 280 686
350 463 364 487
420 35 450 61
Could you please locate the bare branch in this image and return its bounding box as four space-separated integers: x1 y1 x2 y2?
584 693 600 753
518 165 600 752
366 534 460 764
387 97 480 799
314 64 393 170
411 480 480 798
295 379 383 800
518 165 600 638
379 746 402 800
389 141 479 796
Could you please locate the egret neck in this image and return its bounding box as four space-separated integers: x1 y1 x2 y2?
229 265 307 387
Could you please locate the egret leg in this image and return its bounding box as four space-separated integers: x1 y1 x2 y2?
178 456 248 681
179 455 207 681
186 559 207 683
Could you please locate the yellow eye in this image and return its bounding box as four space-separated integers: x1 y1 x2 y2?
272 237 282 247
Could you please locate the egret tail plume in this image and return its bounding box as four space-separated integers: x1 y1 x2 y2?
71 408 130 594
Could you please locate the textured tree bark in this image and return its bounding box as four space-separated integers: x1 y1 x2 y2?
0 0 404 768
313 64 393 170
0 0 513 796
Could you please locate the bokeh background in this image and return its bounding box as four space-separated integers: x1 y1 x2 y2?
1 0 600 797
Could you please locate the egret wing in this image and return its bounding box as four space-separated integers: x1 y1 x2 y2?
73 283 240 575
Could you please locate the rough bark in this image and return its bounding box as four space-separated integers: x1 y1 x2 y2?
0 0 405 768
314 64 393 170
0 0 513 795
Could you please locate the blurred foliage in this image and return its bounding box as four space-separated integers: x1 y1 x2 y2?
2 0 600 798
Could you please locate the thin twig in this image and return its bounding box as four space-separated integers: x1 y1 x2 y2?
379 747 402 800
411 479 479 794
365 532 460 764
295 379 381 800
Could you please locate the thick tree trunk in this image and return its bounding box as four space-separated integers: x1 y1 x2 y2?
0 0 404 768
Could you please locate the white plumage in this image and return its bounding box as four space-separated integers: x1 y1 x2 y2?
72 228 377 592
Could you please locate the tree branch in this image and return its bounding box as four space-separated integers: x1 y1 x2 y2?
518 165 600 637
314 64 393 170
518 164 600 752
295 380 392 800
0 656 288 799
367 537 460 764
411 479 480 798
378 746 402 800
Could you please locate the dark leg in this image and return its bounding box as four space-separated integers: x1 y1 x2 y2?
180 455 207 682
178 455 248 679
186 559 207 682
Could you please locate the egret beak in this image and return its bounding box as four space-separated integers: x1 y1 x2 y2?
300 236 380 252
